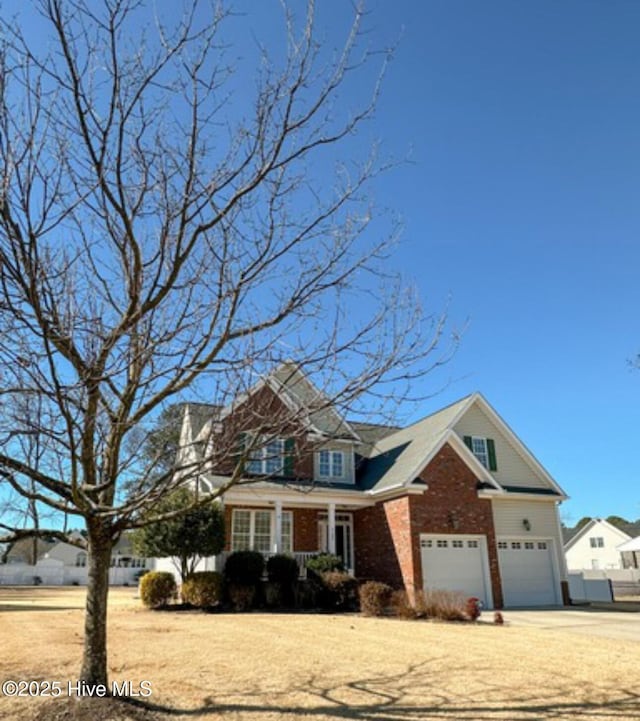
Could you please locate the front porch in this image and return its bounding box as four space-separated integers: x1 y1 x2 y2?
214 496 364 575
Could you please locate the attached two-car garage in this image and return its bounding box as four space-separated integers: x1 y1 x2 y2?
419 533 561 608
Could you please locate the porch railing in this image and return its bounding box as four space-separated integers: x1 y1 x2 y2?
213 550 320 579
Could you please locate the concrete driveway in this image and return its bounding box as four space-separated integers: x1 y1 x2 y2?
500 606 640 642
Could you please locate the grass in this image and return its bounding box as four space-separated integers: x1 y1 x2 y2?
1 587 640 721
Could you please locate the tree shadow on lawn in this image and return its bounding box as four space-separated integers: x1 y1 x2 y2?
118 658 640 721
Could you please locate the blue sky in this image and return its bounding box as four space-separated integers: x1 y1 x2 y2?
218 0 640 523
2 0 638 526
355 0 640 524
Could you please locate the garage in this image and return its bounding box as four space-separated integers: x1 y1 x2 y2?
498 538 559 607
419 534 492 607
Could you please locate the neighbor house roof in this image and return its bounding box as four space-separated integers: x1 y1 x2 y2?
563 518 632 551
616 536 640 553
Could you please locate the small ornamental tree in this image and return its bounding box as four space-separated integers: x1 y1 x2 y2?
132 489 225 582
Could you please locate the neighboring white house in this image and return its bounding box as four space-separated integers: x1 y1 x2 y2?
617 536 640 570
0 532 149 586
564 518 631 570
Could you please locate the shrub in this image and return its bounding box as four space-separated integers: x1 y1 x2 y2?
227 583 256 612
418 589 468 621
493 611 504 625
181 571 222 608
139 571 177 609
223 550 265 586
294 579 320 609
305 553 344 576
266 554 299 585
359 581 393 617
391 589 417 619
320 571 359 611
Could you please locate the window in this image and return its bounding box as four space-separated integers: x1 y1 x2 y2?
247 438 285 475
537 542 547 550
472 437 489 468
231 509 293 553
463 436 497 471
511 542 521 550
497 541 508 549
318 450 344 478
467 540 479 548
525 542 535 550
437 539 448 548
590 537 604 548
75 553 87 567
452 540 464 549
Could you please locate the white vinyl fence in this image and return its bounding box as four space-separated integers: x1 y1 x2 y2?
0 558 144 586
568 568 640 603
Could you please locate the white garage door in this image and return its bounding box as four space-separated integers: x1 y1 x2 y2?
420 534 492 607
498 539 559 607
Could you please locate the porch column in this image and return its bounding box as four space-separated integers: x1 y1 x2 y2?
327 502 336 555
274 499 283 554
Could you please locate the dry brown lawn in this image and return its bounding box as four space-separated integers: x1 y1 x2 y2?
1 587 639 721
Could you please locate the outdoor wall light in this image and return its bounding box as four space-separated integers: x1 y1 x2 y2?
522 518 531 532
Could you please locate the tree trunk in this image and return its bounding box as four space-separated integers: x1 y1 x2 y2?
80 522 114 686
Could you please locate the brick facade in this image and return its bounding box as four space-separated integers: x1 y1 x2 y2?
354 503 405 587
215 383 315 479
354 443 504 607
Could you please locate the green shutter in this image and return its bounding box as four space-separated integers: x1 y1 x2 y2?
487 438 497 471
283 438 295 477
463 435 473 451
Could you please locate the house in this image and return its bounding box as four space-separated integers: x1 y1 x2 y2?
179 362 569 608
615 536 640 570
0 532 148 586
564 518 632 571
3 536 57 565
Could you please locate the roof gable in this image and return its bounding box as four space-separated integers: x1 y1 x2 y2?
359 392 565 498
453 394 566 496
564 517 632 551
216 362 360 441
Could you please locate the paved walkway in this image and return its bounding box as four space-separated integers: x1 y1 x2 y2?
500 606 640 642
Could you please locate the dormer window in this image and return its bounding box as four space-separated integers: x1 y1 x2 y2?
319 449 344 479
463 436 497 471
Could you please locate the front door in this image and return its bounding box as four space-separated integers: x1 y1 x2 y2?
319 513 354 572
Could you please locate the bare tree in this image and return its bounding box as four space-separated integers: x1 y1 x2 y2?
0 0 453 687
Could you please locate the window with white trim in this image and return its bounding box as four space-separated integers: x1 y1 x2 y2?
471 438 489 468
463 435 497 471
318 450 345 479
231 509 293 553
248 439 285 475
589 537 604 548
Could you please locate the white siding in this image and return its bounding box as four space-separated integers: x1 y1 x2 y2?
454 404 546 489
565 521 630 571
492 498 565 580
